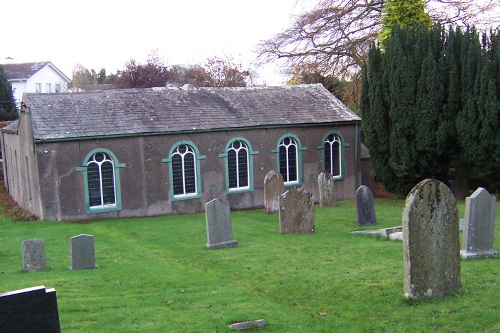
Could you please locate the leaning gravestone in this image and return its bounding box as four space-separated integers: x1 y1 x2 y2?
205 198 238 249
318 171 336 207
279 187 315 234
70 234 97 270
355 185 377 226
402 179 461 300
264 170 285 213
460 187 498 259
0 286 61 332
22 238 48 271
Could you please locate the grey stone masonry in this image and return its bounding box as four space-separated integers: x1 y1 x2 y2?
0 286 60 332
22 238 48 271
70 234 97 270
279 187 315 234
461 187 498 259
205 199 238 249
264 170 285 214
402 179 461 300
356 185 377 226
318 171 336 207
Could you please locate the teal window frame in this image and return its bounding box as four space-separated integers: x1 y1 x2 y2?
76 148 126 214
272 133 307 187
219 137 259 194
317 131 349 181
162 141 206 201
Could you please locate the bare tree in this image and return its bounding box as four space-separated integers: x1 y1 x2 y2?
257 0 499 80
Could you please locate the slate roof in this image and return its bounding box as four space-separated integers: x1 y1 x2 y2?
1 62 51 81
23 83 361 141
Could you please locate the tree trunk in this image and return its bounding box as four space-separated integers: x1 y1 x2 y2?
455 164 469 199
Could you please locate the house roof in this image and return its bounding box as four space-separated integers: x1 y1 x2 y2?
22 83 361 142
1 61 70 82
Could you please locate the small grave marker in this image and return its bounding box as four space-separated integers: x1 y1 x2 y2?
356 185 377 226
70 234 97 270
22 238 48 271
279 187 315 234
461 187 498 259
205 198 238 249
264 170 284 213
402 179 461 300
318 171 336 207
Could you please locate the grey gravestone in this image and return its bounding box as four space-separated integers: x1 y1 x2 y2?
264 170 284 213
356 185 377 226
205 198 238 249
228 319 266 330
279 187 315 234
402 179 461 300
460 187 498 259
318 171 336 207
22 238 48 271
70 234 97 270
0 286 61 332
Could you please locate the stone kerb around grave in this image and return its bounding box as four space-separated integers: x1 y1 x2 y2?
402 179 461 300
205 198 238 249
318 171 336 207
461 187 498 259
278 187 315 234
264 170 285 214
355 185 377 227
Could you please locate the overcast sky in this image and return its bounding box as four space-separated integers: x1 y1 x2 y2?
2 0 314 85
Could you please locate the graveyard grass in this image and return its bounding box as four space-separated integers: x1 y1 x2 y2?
1 198 499 332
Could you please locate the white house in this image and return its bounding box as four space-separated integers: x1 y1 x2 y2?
1 61 70 106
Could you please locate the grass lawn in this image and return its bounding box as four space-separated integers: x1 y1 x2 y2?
1 194 499 332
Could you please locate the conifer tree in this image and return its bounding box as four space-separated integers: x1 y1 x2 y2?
0 66 18 121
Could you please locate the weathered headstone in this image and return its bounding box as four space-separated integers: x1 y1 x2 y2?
318 171 336 207
205 198 238 249
0 286 61 332
355 185 377 226
264 170 284 213
228 319 266 331
22 238 48 271
70 234 97 270
279 187 315 234
402 179 461 300
460 187 498 259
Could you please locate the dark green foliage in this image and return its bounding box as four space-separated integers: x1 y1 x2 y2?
361 25 500 196
0 66 18 121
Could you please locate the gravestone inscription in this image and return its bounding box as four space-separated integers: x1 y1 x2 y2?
318 171 336 207
355 185 377 226
0 286 61 332
70 234 97 270
22 238 48 271
402 179 461 300
205 198 238 249
461 187 498 259
279 187 315 234
264 170 284 214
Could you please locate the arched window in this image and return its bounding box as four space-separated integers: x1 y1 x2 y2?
163 141 206 201
317 131 346 180
220 137 258 193
172 144 197 196
273 134 306 186
76 149 125 214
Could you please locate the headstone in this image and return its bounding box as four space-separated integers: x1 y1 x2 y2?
318 171 336 207
70 234 97 270
0 286 61 332
264 170 284 213
460 187 498 259
228 319 266 331
279 187 315 234
22 238 48 271
356 185 377 226
402 179 461 300
205 198 238 249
